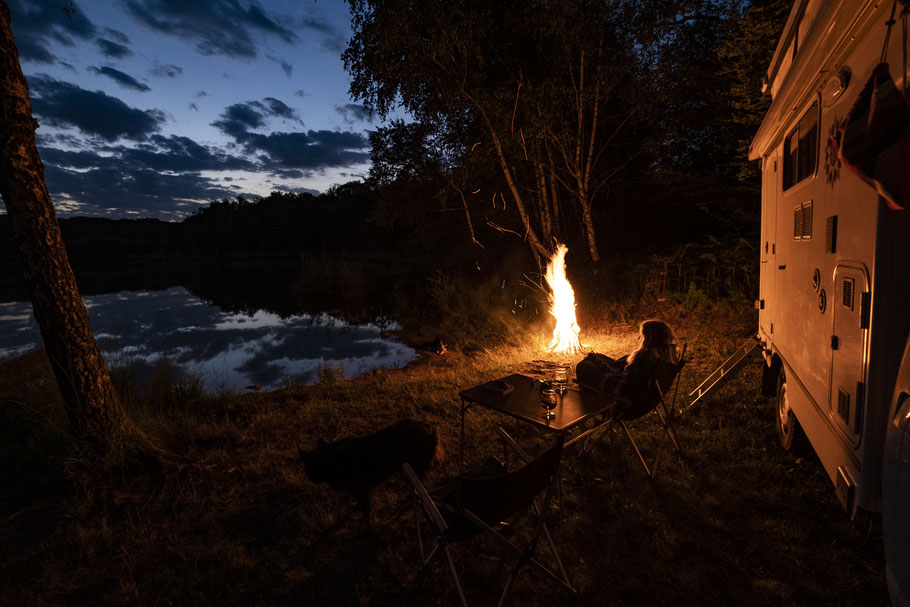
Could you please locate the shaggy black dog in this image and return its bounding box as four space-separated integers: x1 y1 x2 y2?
300 419 441 526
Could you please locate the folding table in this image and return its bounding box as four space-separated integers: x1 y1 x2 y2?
458 373 617 466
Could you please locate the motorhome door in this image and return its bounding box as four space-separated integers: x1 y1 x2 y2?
830 262 869 446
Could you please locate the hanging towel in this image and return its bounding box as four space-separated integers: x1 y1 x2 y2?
839 63 910 211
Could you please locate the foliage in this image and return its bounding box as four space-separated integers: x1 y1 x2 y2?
718 0 792 182
345 0 662 261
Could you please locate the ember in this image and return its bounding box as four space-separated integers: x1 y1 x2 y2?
545 243 581 354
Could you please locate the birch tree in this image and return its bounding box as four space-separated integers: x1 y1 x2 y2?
0 1 157 469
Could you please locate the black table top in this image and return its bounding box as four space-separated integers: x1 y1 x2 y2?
459 373 618 432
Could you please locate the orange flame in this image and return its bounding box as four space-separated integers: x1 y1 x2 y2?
545 243 581 354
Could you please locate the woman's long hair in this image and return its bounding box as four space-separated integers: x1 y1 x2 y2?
628 320 677 363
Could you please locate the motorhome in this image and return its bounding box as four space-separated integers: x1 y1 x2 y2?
745 0 909 603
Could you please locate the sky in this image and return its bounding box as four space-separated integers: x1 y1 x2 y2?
6 0 385 220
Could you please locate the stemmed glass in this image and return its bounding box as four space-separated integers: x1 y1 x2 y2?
541 381 557 419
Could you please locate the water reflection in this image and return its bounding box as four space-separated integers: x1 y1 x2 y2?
0 287 417 391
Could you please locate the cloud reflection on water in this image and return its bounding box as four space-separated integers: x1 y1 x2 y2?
0 287 416 391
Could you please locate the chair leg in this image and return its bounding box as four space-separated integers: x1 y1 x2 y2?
443 544 469 607
620 420 652 476
414 495 425 561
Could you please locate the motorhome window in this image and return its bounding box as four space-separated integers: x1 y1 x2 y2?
793 201 813 240
783 101 819 190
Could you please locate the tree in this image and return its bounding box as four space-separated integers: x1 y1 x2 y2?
0 1 157 468
718 0 792 183
345 0 649 263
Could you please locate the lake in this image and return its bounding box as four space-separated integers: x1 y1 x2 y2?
0 286 418 392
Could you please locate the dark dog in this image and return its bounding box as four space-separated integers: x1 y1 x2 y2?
300 419 441 526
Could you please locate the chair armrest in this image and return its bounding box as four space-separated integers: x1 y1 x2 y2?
403 463 448 532
495 426 533 463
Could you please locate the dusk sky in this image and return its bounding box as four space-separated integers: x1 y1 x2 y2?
7 0 386 220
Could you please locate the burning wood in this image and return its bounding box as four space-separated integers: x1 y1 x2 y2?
545 243 581 354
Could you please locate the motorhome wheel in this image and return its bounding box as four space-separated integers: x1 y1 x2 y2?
776 368 806 453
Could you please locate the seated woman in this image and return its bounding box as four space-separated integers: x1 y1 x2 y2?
576 320 678 418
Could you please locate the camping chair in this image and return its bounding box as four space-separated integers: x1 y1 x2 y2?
579 345 687 478
403 430 575 607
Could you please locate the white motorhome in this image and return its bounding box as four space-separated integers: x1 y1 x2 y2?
748 0 910 603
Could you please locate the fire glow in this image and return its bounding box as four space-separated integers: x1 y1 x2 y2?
545 243 581 354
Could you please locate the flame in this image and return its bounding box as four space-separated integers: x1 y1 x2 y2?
545 243 581 354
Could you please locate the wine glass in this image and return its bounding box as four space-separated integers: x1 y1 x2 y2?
541 392 557 419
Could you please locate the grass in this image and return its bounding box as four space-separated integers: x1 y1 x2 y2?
0 301 888 606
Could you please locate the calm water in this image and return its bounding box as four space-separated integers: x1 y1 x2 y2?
0 287 417 391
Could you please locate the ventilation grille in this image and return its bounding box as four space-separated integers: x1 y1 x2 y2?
793 201 813 240
842 278 855 309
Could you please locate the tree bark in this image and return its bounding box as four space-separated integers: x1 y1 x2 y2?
0 2 156 466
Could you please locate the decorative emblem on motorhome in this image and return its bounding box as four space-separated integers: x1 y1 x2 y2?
825 118 844 186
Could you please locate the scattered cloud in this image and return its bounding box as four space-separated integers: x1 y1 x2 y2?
189 102 199 111
212 100 369 172
261 97 300 122
211 98 301 138
28 75 165 141
195 90 208 97
88 66 151 92
267 54 293 78
294 89 310 98
123 0 299 59
95 37 133 59
297 6 346 54
335 103 373 124
7 0 97 64
149 63 183 78
102 27 130 45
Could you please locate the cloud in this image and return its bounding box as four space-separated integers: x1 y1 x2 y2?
261 98 300 122
42 134 256 174
211 98 302 139
195 90 208 97
28 75 165 141
88 66 151 92
267 55 293 78
297 7 346 54
43 163 246 219
294 89 310 98
123 0 299 59
95 38 133 59
33 131 260 218
213 100 369 171
102 27 130 45
149 63 183 78
7 0 97 64
335 103 373 124
189 102 199 111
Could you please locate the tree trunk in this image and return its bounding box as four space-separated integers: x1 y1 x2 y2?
460 86 549 260
0 2 156 467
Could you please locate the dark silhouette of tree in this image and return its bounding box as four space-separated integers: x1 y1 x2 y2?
0 1 157 468
345 0 653 263
719 0 791 182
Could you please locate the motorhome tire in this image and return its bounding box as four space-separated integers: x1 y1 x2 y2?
776 368 807 453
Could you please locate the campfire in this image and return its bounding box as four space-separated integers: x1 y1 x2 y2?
545 244 581 354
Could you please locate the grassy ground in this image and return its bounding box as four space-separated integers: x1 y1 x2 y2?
0 302 888 606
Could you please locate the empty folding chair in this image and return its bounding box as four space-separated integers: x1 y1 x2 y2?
403 432 574 606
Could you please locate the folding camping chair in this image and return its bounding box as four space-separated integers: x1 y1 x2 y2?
579 345 687 478
403 430 575 607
